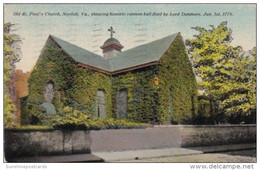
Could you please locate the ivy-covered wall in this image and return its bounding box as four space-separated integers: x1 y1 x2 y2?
21 38 112 124
157 34 198 124
22 34 197 125
111 34 198 124
71 66 112 117
111 66 159 123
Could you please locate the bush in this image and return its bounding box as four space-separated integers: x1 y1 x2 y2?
4 94 15 128
52 114 148 130
50 107 148 130
13 106 149 131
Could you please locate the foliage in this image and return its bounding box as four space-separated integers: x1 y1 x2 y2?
111 34 198 124
21 37 112 124
158 34 198 124
186 21 256 123
194 96 213 124
4 94 15 128
218 48 256 119
22 38 75 124
71 66 112 116
15 107 147 130
4 22 22 128
51 107 148 130
22 34 197 125
4 23 21 80
111 66 159 123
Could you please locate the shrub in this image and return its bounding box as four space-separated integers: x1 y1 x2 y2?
52 114 148 130
51 107 148 130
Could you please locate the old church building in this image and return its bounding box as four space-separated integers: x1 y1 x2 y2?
22 27 198 125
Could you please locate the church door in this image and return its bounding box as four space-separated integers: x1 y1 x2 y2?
116 89 127 119
96 90 106 118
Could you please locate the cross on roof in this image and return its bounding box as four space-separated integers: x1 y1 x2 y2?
108 26 115 38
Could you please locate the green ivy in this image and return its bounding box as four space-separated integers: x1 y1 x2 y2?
21 38 112 124
111 66 159 123
21 34 197 125
157 34 198 124
111 34 198 124
52 112 148 130
71 66 112 117
45 106 148 130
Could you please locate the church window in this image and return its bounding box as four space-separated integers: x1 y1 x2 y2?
95 90 106 118
116 89 128 119
44 82 54 103
42 81 56 114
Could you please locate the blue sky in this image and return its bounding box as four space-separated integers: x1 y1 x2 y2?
4 4 256 71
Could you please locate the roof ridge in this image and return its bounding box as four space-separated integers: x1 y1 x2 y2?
49 35 111 71
47 32 180 73
122 32 179 53
108 32 179 71
49 35 103 58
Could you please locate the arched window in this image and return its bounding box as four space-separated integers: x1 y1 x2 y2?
96 90 106 118
44 82 54 102
42 81 56 114
116 89 128 119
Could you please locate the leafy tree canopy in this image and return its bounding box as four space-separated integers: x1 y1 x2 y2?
4 22 22 128
186 21 256 123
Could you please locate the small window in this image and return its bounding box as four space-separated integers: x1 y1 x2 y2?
116 89 128 119
95 90 106 118
44 82 54 102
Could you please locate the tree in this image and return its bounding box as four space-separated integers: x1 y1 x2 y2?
222 48 256 123
4 22 22 128
186 21 256 123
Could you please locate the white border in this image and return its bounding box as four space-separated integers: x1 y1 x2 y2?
0 1 258 170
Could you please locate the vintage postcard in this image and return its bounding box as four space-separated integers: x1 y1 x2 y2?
2 2 257 168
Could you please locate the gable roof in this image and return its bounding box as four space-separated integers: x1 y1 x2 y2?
50 35 111 71
49 32 179 75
